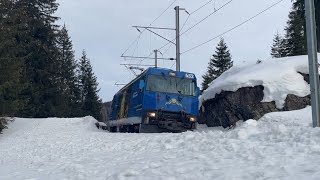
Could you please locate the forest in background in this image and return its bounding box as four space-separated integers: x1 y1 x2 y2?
0 0 102 120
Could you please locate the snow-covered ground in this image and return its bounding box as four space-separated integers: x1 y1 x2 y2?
201 55 320 108
1 107 320 180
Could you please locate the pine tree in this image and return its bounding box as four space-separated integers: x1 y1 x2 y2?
283 5 307 56
0 0 27 116
271 32 287 58
78 50 102 120
14 0 63 117
293 0 320 52
201 74 213 91
202 38 233 91
0 0 89 118
56 24 82 117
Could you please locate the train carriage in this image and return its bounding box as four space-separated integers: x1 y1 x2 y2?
108 67 200 133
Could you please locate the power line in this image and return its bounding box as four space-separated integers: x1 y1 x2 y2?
181 15 190 31
122 33 142 57
162 13 191 56
155 0 234 56
148 0 178 26
121 0 178 56
131 34 141 58
190 0 215 15
164 0 214 39
170 61 176 69
162 43 173 56
124 64 136 77
182 0 286 55
131 0 232 67
180 0 234 37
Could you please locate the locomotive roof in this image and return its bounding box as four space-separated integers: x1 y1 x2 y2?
115 67 196 95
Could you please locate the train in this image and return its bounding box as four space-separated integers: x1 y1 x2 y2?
107 67 200 133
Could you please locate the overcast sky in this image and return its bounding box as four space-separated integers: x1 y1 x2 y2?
56 0 292 102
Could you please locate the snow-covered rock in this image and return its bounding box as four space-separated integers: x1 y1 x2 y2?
201 55 317 108
200 55 318 127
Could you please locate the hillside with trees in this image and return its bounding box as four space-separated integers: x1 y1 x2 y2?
0 0 102 121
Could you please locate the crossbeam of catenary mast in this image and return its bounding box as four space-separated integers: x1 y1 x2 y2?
132 26 176 31
121 55 175 61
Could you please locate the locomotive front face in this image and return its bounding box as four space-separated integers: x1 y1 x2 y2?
144 73 198 112
141 72 199 132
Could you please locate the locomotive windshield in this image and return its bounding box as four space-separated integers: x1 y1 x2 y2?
146 75 197 96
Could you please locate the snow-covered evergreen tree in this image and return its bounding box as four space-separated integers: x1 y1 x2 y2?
271 32 286 58
201 74 213 91
78 50 102 120
56 24 82 117
283 3 307 56
202 38 233 91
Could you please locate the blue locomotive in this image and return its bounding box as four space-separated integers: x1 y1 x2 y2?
108 67 200 133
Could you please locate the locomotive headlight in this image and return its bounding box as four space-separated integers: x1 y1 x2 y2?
148 112 156 117
189 117 197 122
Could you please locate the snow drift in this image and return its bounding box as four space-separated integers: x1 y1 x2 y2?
200 55 320 109
1 108 320 179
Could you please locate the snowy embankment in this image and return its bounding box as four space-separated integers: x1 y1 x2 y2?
1 108 320 180
201 55 320 108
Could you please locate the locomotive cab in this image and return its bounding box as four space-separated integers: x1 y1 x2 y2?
108 68 200 133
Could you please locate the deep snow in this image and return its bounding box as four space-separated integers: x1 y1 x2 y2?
200 55 320 108
1 107 320 180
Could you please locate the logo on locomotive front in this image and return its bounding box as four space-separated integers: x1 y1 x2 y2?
165 98 183 107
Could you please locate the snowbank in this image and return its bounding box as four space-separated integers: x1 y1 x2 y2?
1 108 320 179
201 55 320 108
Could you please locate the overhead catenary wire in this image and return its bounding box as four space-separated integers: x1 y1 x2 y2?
122 33 142 57
180 0 234 37
138 51 154 66
131 34 141 59
189 0 215 15
162 13 191 56
128 0 233 68
170 62 176 69
181 0 286 55
124 64 136 77
137 13 190 63
154 0 234 55
121 0 178 56
135 0 226 65
181 15 190 31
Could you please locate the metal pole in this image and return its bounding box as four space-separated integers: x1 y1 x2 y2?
305 0 320 127
175 6 181 72
154 49 158 68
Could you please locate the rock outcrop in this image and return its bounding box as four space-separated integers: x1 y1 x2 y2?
200 73 311 128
